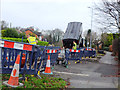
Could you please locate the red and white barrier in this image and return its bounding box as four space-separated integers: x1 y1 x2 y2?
85 48 92 51
46 49 57 53
0 40 32 51
69 49 80 52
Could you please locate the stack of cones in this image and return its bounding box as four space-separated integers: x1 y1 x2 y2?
3 55 23 87
42 55 53 74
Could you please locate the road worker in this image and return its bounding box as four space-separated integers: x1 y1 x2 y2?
72 41 77 50
27 35 38 45
72 41 78 63
27 35 38 65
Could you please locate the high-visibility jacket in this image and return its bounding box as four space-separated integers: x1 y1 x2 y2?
27 37 36 45
73 42 77 50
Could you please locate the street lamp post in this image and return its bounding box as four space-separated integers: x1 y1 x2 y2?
88 7 93 48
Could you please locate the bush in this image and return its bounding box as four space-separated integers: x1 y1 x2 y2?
92 45 95 48
2 37 48 46
103 47 109 51
109 45 112 52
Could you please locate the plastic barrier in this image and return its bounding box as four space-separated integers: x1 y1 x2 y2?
65 49 84 65
84 48 96 58
41 46 60 68
44 49 59 68
1 39 42 76
36 46 46 71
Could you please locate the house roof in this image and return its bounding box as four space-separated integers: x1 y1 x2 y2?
25 29 34 32
20 28 42 36
34 31 42 36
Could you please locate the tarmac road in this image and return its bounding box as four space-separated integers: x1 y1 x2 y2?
53 52 118 88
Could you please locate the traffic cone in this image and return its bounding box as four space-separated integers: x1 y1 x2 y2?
42 55 53 74
21 53 26 68
6 57 8 60
3 55 23 87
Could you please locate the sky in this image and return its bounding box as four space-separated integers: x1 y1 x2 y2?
1 0 99 32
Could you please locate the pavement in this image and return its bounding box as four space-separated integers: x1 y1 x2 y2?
99 51 118 65
53 51 118 88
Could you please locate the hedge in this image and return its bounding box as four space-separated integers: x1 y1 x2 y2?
1 37 48 46
2 37 27 43
37 40 48 46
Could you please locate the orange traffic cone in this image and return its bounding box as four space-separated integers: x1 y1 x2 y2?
21 53 26 68
42 55 53 74
3 55 23 87
6 57 8 60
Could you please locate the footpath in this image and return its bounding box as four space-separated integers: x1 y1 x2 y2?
99 51 118 65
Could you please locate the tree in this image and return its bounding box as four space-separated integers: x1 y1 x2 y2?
48 33 52 44
52 28 64 42
2 28 19 38
1 21 9 30
1 30 6 37
83 29 99 47
42 29 64 45
101 33 113 47
85 29 91 47
19 33 27 39
94 0 120 33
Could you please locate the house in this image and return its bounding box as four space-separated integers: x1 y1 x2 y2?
25 29 38 38
20 27 43 40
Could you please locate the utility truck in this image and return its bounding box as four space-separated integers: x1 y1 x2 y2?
63 22 83 48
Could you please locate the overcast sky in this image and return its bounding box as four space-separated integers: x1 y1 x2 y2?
1 0 99 32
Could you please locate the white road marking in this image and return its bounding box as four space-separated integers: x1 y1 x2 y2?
53 71 89 76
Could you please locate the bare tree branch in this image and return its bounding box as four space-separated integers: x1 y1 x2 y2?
94 0 119 33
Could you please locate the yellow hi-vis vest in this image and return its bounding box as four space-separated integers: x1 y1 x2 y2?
73 42 77 50
27 37 36 45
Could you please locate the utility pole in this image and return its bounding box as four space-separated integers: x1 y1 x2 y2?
88 7 93 48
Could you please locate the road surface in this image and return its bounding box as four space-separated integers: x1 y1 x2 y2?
53 51 118 88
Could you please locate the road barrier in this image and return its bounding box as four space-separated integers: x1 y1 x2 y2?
1 39 60 77
84 48 96 58
65 48 84 66
1 39 96 79
1 39 43 77
42 46 60 69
